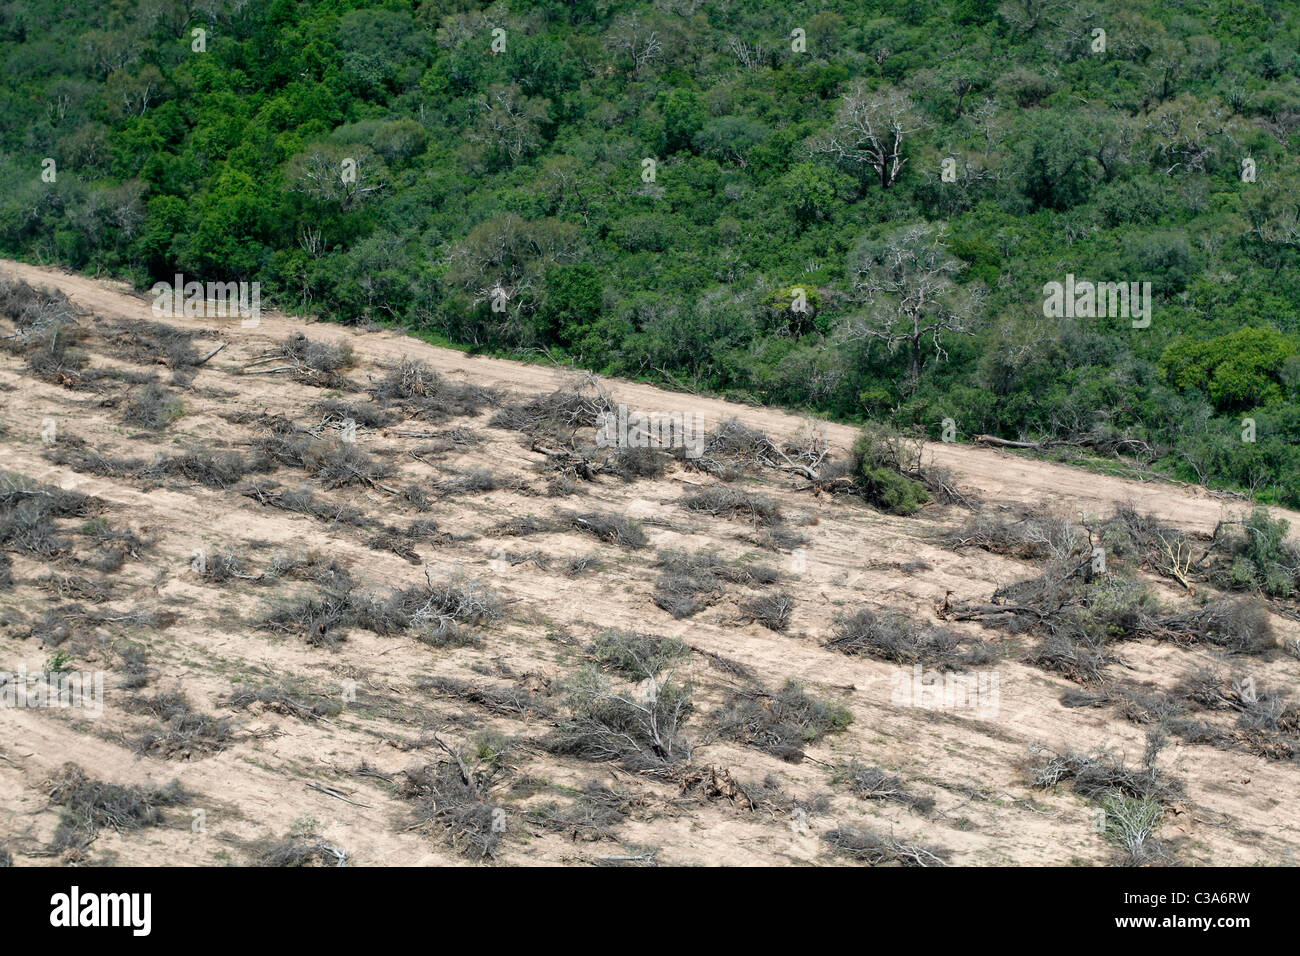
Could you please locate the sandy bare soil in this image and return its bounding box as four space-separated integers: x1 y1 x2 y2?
1 258 1297 867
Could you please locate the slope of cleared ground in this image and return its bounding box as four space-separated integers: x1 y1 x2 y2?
1 259 1298 867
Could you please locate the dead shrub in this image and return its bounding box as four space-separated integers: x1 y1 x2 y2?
311 398 395 429
399 742 507 859
436 468 503 496
941 506 1084 561
417 676 551 718
226 684 342 721
365 519 452 564
197 549 253 583
129 692 233 759
1027 632 1115 683
713 681 852 763
42 435 147 479
680 486 782 526
121 382 184 431
608 446 670 482
262 551 355 589
590 629 690 679
151 448 269 488
374 568 504 644
650 550 746 617
1061 683 1187 726
299 438 394 489
0 277 76 332
239 480 369 527
562 511 648 549
832 761 935 814
490 381 611 440
652 569 723 619
823 827 950 866
565 552 602 575
1026 732 1181 805
1145 598 1275 655
280 332 354 377
730 773 833 818
99 318 202 375
36 573 112 603
739 591 796 631
828 608 994 669
259 587 356 649
259 567 502 649
25 329 91 388
744 524 808 552
48 764 190 852
527 781 636 842
0 281 88 387
401 482 433 511
488 514 556 537
118 645 152 689
0 472 102 560
545 668 694 772
1173 669 1300 760
257 837 347 867
547 473 579 497
679 418 773 479
654 548 780 587
369 357 497 419
46 436 268 490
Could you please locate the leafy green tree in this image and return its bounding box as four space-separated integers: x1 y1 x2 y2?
658 88 704 154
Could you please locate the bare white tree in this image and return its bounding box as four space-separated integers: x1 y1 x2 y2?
814 82 921 189
997 0 1068 36
287 145 385 211
605 13 663 76
842 223 985 384
467 83 550 167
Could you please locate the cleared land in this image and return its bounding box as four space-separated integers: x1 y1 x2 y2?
1 259 1298 867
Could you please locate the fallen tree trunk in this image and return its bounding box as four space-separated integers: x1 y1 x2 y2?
974 434 1049 450
974 433 1156 458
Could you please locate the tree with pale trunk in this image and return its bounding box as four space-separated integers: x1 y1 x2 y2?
814 82 921 189
842 223 986 385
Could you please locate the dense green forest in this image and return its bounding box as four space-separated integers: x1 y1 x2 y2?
3 0 1300 503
